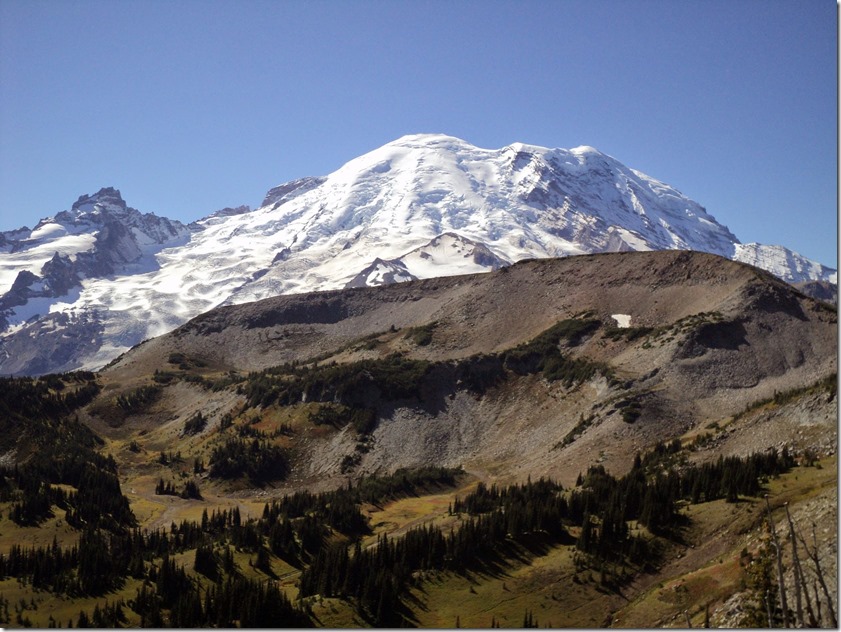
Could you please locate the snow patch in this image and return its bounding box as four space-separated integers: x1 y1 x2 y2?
612 314 632 328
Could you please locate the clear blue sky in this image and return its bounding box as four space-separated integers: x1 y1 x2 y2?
0 0 836 266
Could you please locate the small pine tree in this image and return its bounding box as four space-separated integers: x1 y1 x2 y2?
255 547 272 573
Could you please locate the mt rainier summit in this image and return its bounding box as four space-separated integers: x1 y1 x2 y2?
0 133 835 375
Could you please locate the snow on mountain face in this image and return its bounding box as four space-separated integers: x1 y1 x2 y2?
0 187 190 294
0 187 191 368
732 243 837 285
0 136 835 375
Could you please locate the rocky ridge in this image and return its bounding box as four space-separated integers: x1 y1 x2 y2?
103 250 837 488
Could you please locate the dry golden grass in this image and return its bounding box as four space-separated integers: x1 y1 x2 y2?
0 576 145 628
408 545 618 628
361 479 478 548
306 596 366 628
0 506 80 554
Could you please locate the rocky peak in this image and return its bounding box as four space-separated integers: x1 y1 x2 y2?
0 269 40 320
63 187 191 248
262 177 326 208
71 187 127 213
212 205 252 218
41 252 80 297
8 269 38 294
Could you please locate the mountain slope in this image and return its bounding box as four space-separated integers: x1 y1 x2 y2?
100 250 837 486
87 252 835 627
0 135 835 376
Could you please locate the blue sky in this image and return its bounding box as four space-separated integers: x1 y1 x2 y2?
0 0 836 266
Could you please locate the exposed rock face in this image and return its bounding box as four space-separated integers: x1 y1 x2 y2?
40 252 80 296
261 177 327 208
345 233 508 289
71 187 124 212
794 279 838 305
346 258 417 288
0 310 104 376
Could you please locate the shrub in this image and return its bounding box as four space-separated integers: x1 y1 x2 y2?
404 321 438 346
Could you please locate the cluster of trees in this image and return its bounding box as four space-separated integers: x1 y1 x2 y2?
0 465 466 625
403 321 438 346
115 385 161 412
352 466 461 504
568 445 795 538
242 353 434 411
6 478 67 525
260 467 464 548
500 317 606 385
0 379 135 533
167 351 207 370
75 599 128 628
300 477 576 626
308 403 377 435
0 507 317 626
155 479 202 500
161 573 309 628
101 554 310 628
297 447 796 626
0 529 132 596
183 411 207 436
6 461 133 533
0 373 100 427
603 325 654 342
208 437 290 484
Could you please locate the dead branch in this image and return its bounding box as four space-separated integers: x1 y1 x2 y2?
765 495 790 627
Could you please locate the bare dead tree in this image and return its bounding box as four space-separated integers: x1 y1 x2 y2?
783 504 805 627
766 589 774 628
784 503 818 627
798 521 837 628
765 495 790 628
813 580 823 626
800 568 819 627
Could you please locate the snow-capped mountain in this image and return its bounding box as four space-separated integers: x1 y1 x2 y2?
0 134 835 375
0 187 190 304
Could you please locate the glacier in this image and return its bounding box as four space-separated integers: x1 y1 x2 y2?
0 134 835 375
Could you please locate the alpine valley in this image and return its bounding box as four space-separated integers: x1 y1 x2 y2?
0 134 836 376
0 135 836 629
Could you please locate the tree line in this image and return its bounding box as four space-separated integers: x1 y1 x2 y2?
235 317 613 441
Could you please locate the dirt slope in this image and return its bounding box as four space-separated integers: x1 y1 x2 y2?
97 250 836 491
